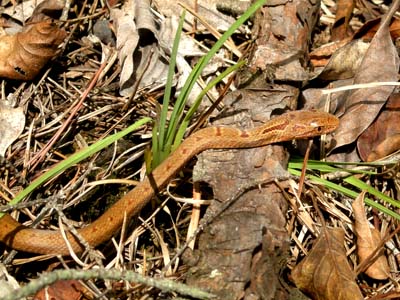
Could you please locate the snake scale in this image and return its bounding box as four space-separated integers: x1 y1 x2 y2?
0 110 339 255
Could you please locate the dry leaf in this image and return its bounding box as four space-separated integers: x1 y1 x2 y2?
34 279 91 300
364 135 400 162
292 227 363 300
110 0 162 96
357 93 400 161
0 19 66 80
311 16 400 69
111 3 139 95
354 16 400 41
27 0 66 23
352 192 390 279
0 103 25 156
331 0 355 41
2 0 47 23
153 0 236 32
2 0 65 32
309 39 348 67
331 7 400 152
111 0 207 107
317 39 370 80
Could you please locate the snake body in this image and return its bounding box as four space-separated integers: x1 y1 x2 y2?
0 110 338 255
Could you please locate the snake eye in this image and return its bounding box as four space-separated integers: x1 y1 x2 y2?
317 126 322 132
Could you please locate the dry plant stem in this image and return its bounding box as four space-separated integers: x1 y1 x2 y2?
179 2 241 57
297 139 313 199
192 0 198 34
381 0 400 29
0 111 338 255
311 191 327 229
29 59 107 169
186 182 202 249
0 268 215 300
190 72 235 134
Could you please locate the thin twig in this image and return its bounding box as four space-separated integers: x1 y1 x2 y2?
0 268 215 300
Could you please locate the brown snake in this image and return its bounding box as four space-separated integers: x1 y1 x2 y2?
0 110 338 255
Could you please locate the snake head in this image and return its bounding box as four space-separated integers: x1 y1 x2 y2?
284 110 339 139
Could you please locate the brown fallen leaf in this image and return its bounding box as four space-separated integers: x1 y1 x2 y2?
331 0 355 41
291 227 363 300
309 39 349 68
354 16 400 41
34 279 92 300
311 17 400 68
316 39 370 80
27 0 66 23
357 93 400 161
331 3 399 152
0 102 25 156
365 135 400 162
0 19 66 80
352 192 390 280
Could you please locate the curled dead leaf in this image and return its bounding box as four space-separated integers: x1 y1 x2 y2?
352 191 390 280
0 19 66 80
292 227 363 300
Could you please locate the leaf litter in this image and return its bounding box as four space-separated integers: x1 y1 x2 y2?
1 0 400 299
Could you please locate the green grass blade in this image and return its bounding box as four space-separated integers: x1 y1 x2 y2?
288 168 400 220
288 162 400 220
344 176 400 208
158 10 186 149
151 10 186 169
289 159 377 175
2 117 152 217
164 0 267 155
172 60 246 151
151 117 160 169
